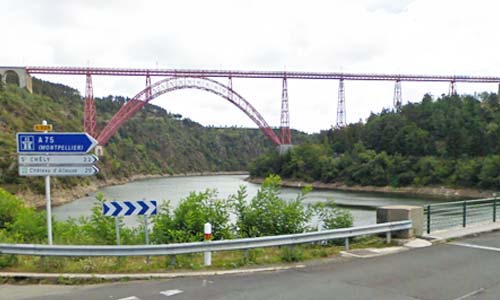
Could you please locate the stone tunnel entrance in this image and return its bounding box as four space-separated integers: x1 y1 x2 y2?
4 70 20 86
0 67 32 92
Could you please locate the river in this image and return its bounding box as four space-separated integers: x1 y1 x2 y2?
53 174 455 227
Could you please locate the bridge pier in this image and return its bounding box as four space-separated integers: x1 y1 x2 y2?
277 144 292 155
393 80 402 111
84 73 97 138
497 83 500 103
449 80 457 96
336 79 346 127
279 78 291 144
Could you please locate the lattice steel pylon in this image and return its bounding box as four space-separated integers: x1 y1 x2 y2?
228 77 233 100
393 80 402 111
280 77 291 145
336 79 346 128
83 73 97 137
449 80 457 96
145 73 152 100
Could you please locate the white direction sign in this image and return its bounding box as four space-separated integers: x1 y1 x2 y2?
18 154 98 165
19 166 99 176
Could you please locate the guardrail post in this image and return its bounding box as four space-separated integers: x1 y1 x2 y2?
204 223 212 266
144 215 150 264
344 237 349 250
494 198 497 223
386 231 391 244
243 249 249 263
427 205 431 234
463 201 467 228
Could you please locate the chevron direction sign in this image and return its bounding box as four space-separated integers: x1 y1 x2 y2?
102 200 158 217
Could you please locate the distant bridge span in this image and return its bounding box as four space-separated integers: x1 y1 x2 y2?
25 66 500 83
5 66 500 147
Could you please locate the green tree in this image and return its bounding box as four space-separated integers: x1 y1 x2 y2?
231 175 312 237
478 156 500 188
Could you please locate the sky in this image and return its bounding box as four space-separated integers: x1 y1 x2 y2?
2 0 500 133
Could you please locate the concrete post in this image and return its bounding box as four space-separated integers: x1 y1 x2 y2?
376 205 424 238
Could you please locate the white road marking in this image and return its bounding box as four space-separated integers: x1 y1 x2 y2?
117 297 141 300
449 242 500 253
202 279 214 287
160 289 184 297
452 288 485 300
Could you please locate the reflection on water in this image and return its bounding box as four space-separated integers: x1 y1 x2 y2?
53 175 458 227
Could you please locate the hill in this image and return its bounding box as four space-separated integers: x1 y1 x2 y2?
250 92 500 193
0 78 310 206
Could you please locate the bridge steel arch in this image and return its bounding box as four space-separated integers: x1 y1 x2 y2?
97 77 282 146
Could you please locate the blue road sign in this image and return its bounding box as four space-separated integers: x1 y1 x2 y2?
103 200 158 217
16 132 98 153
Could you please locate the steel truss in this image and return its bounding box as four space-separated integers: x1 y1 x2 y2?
26 66 500 83
97 77 281 146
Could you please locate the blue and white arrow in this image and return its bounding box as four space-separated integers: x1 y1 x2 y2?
102 200 158 217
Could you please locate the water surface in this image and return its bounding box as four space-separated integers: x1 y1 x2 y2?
53 175 455 227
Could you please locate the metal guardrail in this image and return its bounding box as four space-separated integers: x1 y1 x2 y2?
424 197 499 233
0 221 411 257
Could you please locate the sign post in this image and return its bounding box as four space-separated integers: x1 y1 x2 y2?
115 217 121 246
16 125 99 245
42 121 52 245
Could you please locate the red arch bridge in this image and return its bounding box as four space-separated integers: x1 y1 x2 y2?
22 66 500 147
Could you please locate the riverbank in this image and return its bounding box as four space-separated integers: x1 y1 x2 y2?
246 177 498 200
17 171 248 209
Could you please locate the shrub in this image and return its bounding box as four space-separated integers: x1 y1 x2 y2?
0 188 25 229
310 199 353 230
152 189 232 244
231 175 312 237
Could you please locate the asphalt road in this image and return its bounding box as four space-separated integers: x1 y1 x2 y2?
3 231 500 300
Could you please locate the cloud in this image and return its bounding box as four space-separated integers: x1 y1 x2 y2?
1 0 500 133
363 0 415 13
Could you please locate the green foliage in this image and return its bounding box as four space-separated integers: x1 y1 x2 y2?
0 177 360 272
280 246 304 262
0 188 24 229
1 78 313 196
145 175 353 243
310 199 353 230
250 93 500 190
152 190 232 243
478 156 500 188
79 193 126 245
0 188 46 243
230 175 313 237
0 230 17 267
7 208 46 243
